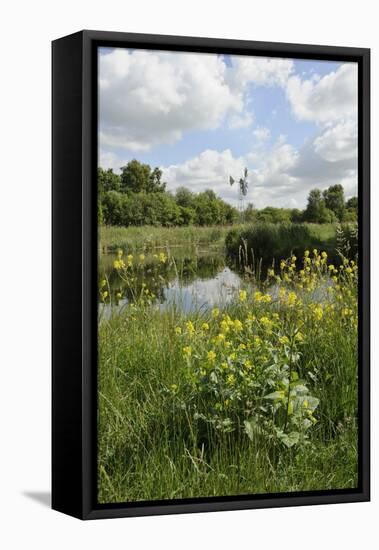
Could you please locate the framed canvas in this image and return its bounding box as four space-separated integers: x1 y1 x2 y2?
52 30 370 520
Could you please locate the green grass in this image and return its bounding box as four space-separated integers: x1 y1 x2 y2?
98 253 358 503
99 224 246 253
225 222 357 269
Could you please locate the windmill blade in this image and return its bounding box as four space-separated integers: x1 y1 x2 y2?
244 167 248 178
229 176 235 186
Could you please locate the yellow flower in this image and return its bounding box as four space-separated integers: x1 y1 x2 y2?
254 336 262 346
260 316 273 333
113 259 125 270
243 359 252 370
186 321 195 335
175 326 182 335
280 260 286 270
220 320 230 333
291 255 297 263
221 362 228 370
100 279 107 288
159 252 167 263
321 251 327 259
313 306 323 321
234 319 243 331
262 293 272 303
201 322 209 331
207 350 216 363
279 335 290 345
328 264 335 271
116 292 122 300
239 289 247 302
287 291 297 307
239 343 246 350
212 308 220 318
182 346 192 357
295 331 304 342
267 268 275 277
226 374 236 386
216 333 225 343
117 248 123 258
139 254 145 262
304 250 310 257
313 249 318 256
254 291 262 302
170 384 178 392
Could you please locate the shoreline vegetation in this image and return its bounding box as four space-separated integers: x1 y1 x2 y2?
97 160 358 504
99 221 357 264
98 235 358 503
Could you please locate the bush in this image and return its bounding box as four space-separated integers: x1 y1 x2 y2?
225 223 338 268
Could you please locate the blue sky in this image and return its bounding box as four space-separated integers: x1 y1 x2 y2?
98 48 358 208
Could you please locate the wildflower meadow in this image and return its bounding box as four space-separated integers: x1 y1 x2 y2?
98 239 358 503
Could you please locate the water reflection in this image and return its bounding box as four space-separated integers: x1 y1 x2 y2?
98 246 244 316
160 267 241 313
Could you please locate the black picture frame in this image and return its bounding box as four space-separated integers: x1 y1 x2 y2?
52 30 370 520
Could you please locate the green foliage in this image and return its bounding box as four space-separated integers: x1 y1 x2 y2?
98 247 358 502
303 188 336 223
225 222 340 267
120 159 166 193
323 184 345 221
98 167 121 194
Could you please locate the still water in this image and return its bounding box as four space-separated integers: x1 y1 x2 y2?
98 245 243 315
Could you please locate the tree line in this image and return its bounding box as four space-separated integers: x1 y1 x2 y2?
98 160 358 227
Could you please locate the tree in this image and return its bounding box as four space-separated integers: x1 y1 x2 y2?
175 187 195 208
290 208 303 223
120 160 166 193
323 184 345 221
345 196 358 222
98 167 121 194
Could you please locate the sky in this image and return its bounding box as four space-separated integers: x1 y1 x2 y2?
98 47 358 209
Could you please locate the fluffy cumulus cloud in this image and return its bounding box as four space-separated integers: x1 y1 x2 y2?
99 51 296 153
162 149 246 205
286 63 358 124
162 140 301 209
99 49 244 151
229 56 294 88
313 119 357 162
99 48 358 207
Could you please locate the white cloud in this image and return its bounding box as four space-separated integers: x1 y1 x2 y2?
313 119 357 162
229 56 294 88
99 150 124 171
99 50 297 153
99 49 243 151
161 133 357 209
253 126 271 142
162 149 246 205
228 112 254 129
98 51 358 208
286 63 358 124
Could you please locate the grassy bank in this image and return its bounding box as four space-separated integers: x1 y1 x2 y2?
99 224 244 252
98 249 358 503
225 222 358 269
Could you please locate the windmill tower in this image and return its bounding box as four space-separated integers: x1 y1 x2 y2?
229 168 249 216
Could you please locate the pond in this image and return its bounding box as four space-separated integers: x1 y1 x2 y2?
98 244 335 319
98 245 243 316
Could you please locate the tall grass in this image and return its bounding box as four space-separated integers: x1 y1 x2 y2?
225 223 357 270
98 249 358 503
99 224 245 253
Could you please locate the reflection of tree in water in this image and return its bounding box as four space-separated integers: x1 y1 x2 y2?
99 250 229 306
